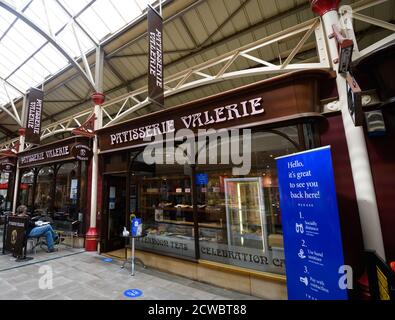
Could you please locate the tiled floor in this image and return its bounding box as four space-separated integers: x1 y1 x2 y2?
0 249 261 300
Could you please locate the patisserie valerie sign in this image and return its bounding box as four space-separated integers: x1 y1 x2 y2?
18 139 91 167
20 146 70 166
106 97 264 148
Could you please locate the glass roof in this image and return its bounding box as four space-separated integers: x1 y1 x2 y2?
0 0 160 107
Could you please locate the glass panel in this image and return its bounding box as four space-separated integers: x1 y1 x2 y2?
224 178 267 250
0 172 10 212
54 162 78 220
79 161 87 232
0 0 169 107
107 176 126 246
19 169 34 211
197 127 302 274
131 151 196 259
34 166 54 214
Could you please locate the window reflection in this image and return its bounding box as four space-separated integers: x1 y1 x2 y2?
131 151 196 259
19 170 34 210
34 166 54 214
54 162 78 219
196 129 300 274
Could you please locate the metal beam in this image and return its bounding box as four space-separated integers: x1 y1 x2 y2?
0 125 16 137
63 84 84 100
0 0 95 90
105 60 128 84
0 77 24 95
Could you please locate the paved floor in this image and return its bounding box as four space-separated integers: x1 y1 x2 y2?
0 250 260 300
0 227 85 272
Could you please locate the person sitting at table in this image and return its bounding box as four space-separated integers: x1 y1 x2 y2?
16 205 60 253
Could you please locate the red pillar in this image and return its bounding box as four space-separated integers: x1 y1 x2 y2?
311 0 340 16
85 92 105 252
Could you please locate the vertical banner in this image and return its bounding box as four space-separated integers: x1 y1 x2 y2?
276 146 348 300
147 4 164 107
25 87 44 145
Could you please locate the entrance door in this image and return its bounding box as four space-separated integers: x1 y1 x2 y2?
101 174 127 252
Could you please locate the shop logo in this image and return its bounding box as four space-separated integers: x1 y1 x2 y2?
142 128 252 175
10 230 17 245
71 144 92 161
0 162 15 173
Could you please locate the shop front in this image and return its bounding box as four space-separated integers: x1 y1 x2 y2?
16 136 91 240
0 157 16 213
95 70 345 298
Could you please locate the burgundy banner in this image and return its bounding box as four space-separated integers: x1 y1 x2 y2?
25 87 44 145
148 4 164 107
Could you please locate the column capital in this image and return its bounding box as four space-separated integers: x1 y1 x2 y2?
311 0 340 16
18 127 26 136
91 92 105 106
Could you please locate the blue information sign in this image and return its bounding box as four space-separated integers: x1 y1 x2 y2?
124 289 143 298
195 173 208 185
276 146 348 300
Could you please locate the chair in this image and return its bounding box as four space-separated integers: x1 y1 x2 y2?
27 236 47 254
53 220 80 248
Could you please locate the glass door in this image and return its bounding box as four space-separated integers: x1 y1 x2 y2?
224 177 267 252
101 174 126 252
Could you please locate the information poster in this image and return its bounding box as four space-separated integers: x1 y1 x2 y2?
70 179 78 200
276 146 348 300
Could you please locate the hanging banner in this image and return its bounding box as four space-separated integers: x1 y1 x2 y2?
276 146 348 300
147 4 164 107
25 87 44 145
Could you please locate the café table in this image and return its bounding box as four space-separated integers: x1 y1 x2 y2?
121 233 147 276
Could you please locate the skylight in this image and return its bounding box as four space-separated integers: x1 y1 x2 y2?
0 0 161 108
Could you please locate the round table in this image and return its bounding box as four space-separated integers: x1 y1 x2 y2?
121 233 147 276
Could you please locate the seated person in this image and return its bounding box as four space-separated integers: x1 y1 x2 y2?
16 205 59 253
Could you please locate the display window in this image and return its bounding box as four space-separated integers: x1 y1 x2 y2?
16 161 87 233
54 162 78 220
34 166 54 214
131 151 196 259
196 127 302 274
0 172 10 211
19 169 34 210
101 124 314 274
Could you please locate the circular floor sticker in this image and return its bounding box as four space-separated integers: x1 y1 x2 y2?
124 289 143 298
102 258 113 262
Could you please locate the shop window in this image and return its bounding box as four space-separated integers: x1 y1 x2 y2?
79 161 87 227
131 151 195 259
19 170 34 210
0 172 10 211
34 166 54 214
54 162 78 220
196 127 301 274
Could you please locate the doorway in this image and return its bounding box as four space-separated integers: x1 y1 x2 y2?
101 174 127 252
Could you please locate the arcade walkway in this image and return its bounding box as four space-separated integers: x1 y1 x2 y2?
0 251 259 300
